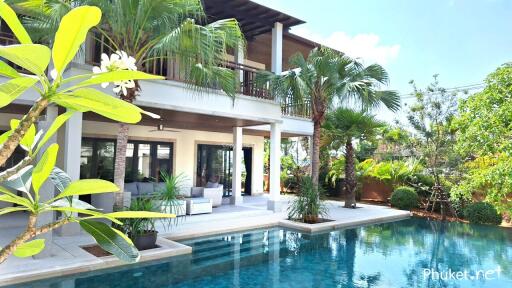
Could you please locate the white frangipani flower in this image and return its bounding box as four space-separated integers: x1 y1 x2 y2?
92 50 138 95
50 69 58 80
113 80 135 96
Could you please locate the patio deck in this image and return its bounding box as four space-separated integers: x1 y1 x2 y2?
0 195 410 286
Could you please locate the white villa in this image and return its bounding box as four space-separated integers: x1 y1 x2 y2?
0 0 315 231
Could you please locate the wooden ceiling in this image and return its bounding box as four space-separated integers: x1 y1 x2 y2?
83 107 301 137
202 0 305 39
1 104 302 138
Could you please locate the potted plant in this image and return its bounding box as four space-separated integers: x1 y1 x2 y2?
288 176 329 223
122 197 159 250
157 172 187 217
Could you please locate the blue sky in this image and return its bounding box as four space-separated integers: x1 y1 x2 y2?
253 0 512 121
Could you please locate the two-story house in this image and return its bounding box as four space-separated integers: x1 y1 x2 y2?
0 0 316 222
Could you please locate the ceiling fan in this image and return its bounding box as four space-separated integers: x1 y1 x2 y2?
148 119 180 133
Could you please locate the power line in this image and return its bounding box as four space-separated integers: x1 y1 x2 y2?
399 83 485 99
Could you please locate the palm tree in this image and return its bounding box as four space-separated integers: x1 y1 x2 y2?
323 108 384 207
16 0 245 209
257 47 400 190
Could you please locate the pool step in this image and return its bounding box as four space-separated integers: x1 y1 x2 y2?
190 244 282 269
190 238 282 267
187 234 265 254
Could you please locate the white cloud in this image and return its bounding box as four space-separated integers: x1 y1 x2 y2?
291 27 400 66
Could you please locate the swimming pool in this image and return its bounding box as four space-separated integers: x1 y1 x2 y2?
8 218 512 288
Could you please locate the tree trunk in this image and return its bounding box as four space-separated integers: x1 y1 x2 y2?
311 120 321 190
0 98 49 168
113 123 130 210
344 139 357 208
112 85 138 210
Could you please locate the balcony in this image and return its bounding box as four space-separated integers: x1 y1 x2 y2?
0 29 311 119
86 37 274 100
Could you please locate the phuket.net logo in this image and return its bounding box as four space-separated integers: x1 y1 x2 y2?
423 267 503 281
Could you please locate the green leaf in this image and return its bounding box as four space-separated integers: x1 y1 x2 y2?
72 70 164 90
48 167 72 193
107 211 176 219
111 227 134 246
3 165 33 193
0 77 38 108
51 89 142 124
79 220 140 263
32 143 59 194
50 198 97 210
34 110 74 155
0 194 33 209
51 179 119 201
10 119 36 152
0 130 12 145
13 239 45 258
0 44 51 75
49 206 122 225
0 60 21 78
0 1 32 44
52 6 101 78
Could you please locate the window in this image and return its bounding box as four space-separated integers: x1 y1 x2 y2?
80 138 173 183
80 139 115 182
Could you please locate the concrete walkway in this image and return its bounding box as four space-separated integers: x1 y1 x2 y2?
0 195 410 286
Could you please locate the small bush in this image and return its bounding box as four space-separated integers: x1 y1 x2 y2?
390 186 419 211
464 202 502 225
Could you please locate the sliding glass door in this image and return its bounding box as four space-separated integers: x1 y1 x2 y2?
196 144 252 197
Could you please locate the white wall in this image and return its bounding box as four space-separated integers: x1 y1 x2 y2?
82 121 265 195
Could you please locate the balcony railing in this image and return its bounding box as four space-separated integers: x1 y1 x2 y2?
84 34 310 119
281 97 311 118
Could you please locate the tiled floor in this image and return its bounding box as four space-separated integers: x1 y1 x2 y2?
0 195 410 286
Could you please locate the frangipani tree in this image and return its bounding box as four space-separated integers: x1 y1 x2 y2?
0 3 173 264
15 0 246 209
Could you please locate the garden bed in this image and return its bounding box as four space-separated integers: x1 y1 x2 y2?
82 244 161 258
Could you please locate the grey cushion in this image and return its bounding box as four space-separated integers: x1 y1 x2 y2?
206 181 219 188
154 182 166 193
191 187 203 198
187 197 211 204
124 182 139 196
137 182 154 195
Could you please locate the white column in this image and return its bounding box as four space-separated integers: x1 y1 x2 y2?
234 43 245 84
231 127 243 205
271 22 283 74
267 122 282 211
34 105 58 259
57 111 82 236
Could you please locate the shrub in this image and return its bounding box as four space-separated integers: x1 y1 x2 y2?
464 202 502 225
390 186 419 210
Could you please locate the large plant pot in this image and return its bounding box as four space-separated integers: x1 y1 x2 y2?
133 230 158 250
304 215 319 224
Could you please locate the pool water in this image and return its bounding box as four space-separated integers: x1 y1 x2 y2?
10 218 512 288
